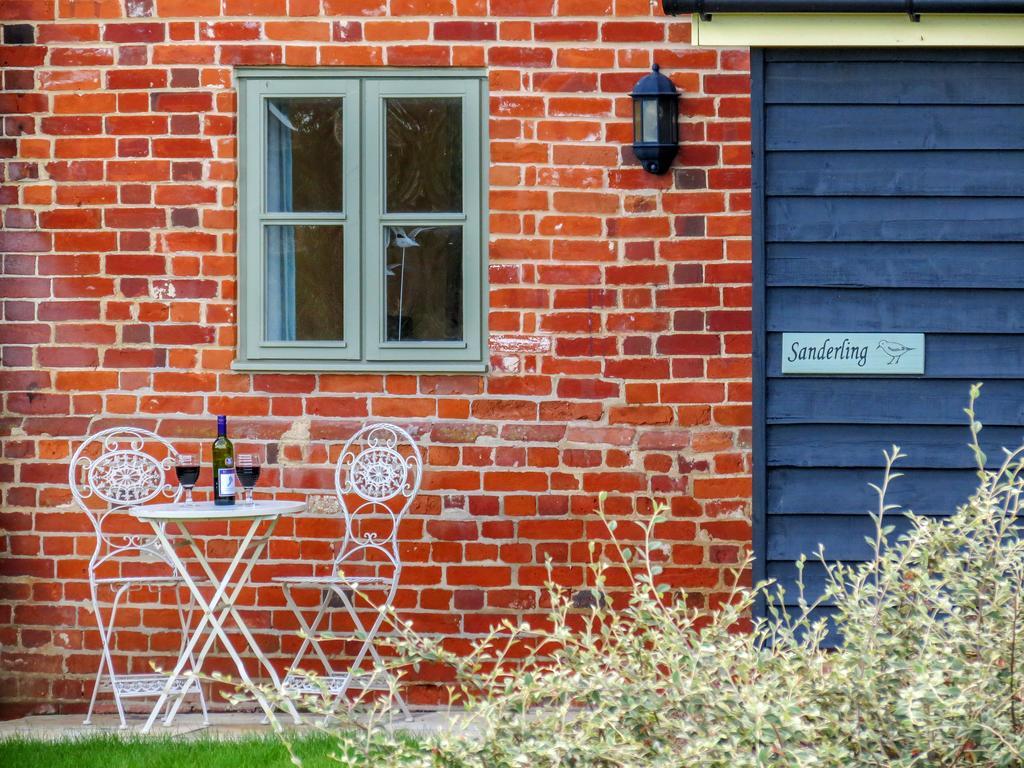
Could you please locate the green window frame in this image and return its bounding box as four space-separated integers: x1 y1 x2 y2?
234 68 489 373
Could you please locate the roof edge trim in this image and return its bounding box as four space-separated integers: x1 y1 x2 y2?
665 0 1024 16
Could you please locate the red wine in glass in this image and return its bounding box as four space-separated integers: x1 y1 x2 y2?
175 454 199 505
236 453 261 507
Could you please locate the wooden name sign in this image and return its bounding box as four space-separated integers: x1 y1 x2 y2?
781 333 925 375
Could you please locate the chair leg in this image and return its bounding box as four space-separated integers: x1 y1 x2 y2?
83 651 105 726
392 688 412 721
335 592 411 720
283 585 338 682
284 583 409 723
87 583 131 729
175 585 209 726
322 586 394 723
278 584 349 726
361 619 412 720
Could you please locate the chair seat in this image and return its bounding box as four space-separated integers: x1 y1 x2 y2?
272 574 392 587
98 672 196 697
282 671 390 694
94 575 183 585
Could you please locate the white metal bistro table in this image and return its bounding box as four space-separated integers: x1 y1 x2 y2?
129 500 305 734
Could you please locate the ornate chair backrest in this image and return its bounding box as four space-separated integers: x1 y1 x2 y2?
69 426 182 572
333 423 422 578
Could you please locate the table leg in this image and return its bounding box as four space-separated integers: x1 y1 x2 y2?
159 518 283 729
142 519 277 733
166 519 301 726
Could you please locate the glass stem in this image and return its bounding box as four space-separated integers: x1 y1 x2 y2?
246 487 254 506
185 486 194 506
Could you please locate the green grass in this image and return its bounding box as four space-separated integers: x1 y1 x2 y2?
0 732 359 768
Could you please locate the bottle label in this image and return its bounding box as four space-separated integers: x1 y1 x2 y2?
218 468 236 497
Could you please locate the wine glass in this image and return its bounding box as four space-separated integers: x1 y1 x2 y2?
175 454 200 506
236 452 261 507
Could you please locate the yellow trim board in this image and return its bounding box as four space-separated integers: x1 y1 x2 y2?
691 13 1024 46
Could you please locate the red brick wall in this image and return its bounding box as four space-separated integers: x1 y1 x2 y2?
0 0 752 718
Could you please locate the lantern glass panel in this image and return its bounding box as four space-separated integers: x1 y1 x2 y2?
658 98 677 144
641 99 660 143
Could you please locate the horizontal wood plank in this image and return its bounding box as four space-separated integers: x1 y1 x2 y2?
767 105 1024 151
768 288 1024 332
767 151 1024 197
768 379 1024 425
766 561 835 607
767 562 878 608
766 49 1024 65
766 243 1024 289
767 424 1024 468
767 197 1024 242
768 468 978 516
765 62 1024 106
767 513 918 561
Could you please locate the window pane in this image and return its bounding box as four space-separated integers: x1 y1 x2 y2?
384 225 463 342
385 98 463 213
265 225 345 342
266 98 343 213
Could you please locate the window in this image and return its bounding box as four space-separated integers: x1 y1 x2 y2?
235 69 488 372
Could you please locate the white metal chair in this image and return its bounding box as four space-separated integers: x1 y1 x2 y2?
70 426 208 728
276 423 422 718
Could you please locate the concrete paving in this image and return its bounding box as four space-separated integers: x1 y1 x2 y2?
0 710 476 741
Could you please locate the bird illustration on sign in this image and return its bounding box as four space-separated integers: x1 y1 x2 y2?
876 339 915 365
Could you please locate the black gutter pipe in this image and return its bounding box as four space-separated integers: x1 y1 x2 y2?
664 0 1024 15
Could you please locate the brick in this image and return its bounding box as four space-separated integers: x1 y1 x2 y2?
150 92 212 112
694 479 752 501
601 22 664 42
427 520 478 541
391 0 452 12
489 47 552 67
222 0 285 12
106 69 167 89
102 23 165 42
518 519 584 540
447 567 511 587
319 45 383 66
434 21 496 40
199 21 260 40
103 348 166 368
535 21 598 41
0 93 47 113
386 45 451 66
0 231 51 253
158 0 220 13
153 138 212 157
305 397 368 418
219 45 283 65
491 0 553 14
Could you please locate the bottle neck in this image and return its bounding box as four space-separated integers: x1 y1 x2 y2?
217 416 227 437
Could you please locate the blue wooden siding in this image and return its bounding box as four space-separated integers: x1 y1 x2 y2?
758 49 1024 622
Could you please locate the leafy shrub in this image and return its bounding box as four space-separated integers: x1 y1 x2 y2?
275 385 1024 767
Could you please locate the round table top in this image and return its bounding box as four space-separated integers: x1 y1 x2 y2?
129 499 306 522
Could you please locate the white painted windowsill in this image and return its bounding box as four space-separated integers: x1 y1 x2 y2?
231 359 489 374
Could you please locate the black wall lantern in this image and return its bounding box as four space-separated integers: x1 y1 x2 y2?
630 64 680 175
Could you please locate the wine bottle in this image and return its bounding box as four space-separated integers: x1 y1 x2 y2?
212 415 235 506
